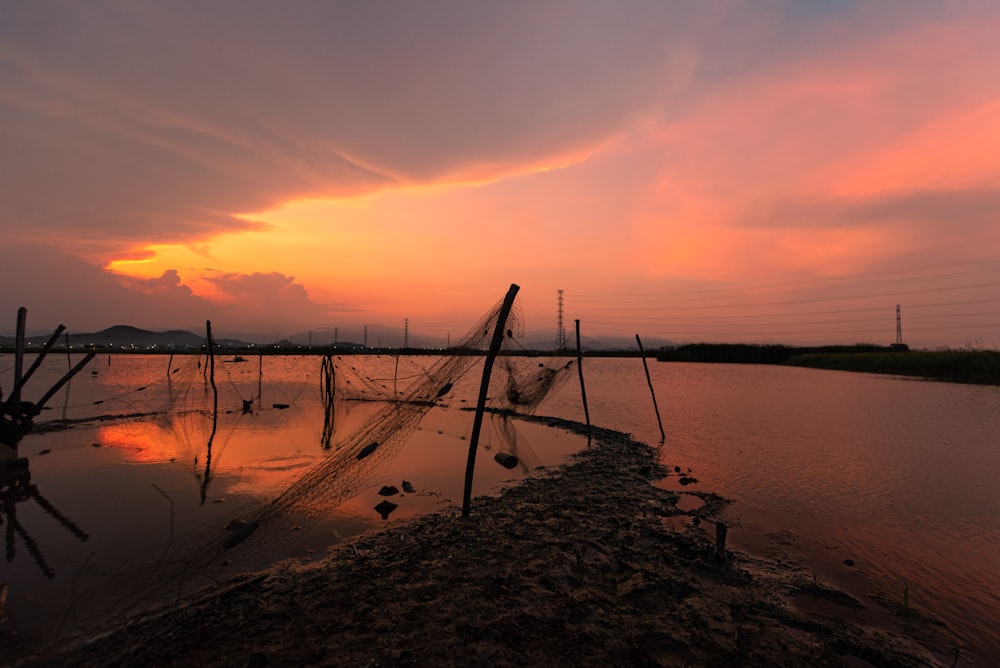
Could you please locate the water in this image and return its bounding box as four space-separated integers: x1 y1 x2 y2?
543 359 1000 664
0 353 586 649
2 354 999 663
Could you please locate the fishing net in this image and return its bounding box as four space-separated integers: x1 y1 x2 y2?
56 288 579 618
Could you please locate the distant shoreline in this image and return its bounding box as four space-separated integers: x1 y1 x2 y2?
2 342 998 385
655 343 1000 386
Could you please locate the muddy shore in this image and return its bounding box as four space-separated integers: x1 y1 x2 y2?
6 416 948 667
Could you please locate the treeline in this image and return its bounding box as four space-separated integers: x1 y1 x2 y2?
655 343 1000 385
654 343 892 364
787 348 1000 385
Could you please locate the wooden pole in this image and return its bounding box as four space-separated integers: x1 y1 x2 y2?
715 522 728 562
65 332 71 370
206 321 218 416
462 284 519 518
35 353 97 410
166 352 174 379
201 321 219 504
12 307 26 402
11 324 66 399
575 320 591 446
636 334 665 442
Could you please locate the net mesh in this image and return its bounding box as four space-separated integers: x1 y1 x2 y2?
58 288 579 616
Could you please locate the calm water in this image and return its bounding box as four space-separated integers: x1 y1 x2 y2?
545 359 1000 664
2 354 999 663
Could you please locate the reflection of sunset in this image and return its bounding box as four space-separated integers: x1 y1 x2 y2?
95 421 192 465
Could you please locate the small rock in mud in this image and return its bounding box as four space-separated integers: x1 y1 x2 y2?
375 500 398 520
379 485 400 496
494 452 519 469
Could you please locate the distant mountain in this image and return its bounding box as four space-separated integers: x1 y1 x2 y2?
0 325 209 349
65 325 208 348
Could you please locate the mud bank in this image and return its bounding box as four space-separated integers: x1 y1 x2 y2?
8 417 945 667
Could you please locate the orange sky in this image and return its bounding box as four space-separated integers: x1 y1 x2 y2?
2 2 999 348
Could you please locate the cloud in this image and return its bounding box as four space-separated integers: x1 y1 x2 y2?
0 1 689 255
0 243 342 337
2 2 999 347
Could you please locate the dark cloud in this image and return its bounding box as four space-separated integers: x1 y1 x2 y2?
0 243 206 333
1 1 683 248
0 244 340 336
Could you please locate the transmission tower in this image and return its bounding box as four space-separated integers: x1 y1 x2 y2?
403 318 409 348
896 304 902 345
555 289 568 351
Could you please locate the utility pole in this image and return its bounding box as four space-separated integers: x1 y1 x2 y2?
363 325 368 349
896 304 903 345
555 289 568 351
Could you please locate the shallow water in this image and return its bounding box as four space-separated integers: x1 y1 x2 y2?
542 358 1000 664
2 353 999 663
0 353 586 647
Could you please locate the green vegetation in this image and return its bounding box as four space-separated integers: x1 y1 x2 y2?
657 343 1000 385
786 347 1000 385
655 343 889 365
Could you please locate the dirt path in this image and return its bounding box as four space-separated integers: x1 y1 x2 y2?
9 417 946 667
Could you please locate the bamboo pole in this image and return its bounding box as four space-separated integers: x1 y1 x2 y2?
201 321 219 504
12 307 26 402
636 334 665 442
11 324 66 399
206 321 218 416
575 320 591 446
715 522 728 562
65 332 71 370
462 283 519 518
35 353 96 410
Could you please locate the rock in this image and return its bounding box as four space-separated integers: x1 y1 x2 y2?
401 480 416 494
223 520 259 549
356 442 379 460
378 485 399 496
494 453 519 469
374 500 398 520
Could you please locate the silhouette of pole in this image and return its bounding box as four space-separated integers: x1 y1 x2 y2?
35 353 96 411
12 324 66 399
636 334 665 442
12 307 26 402
462 283 519 518
201 321 219 504
575 320 591 446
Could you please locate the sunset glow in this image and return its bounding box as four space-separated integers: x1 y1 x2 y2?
3 2 999 347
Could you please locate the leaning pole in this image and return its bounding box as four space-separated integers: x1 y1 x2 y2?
461 283 520 518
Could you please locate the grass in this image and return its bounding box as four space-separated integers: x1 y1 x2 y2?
786 348 1000 385
656 343 1000 385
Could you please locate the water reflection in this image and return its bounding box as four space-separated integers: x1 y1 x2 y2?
0 351 585 651
1 454 88 579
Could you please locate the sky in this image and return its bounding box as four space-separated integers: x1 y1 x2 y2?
2 0 999 348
